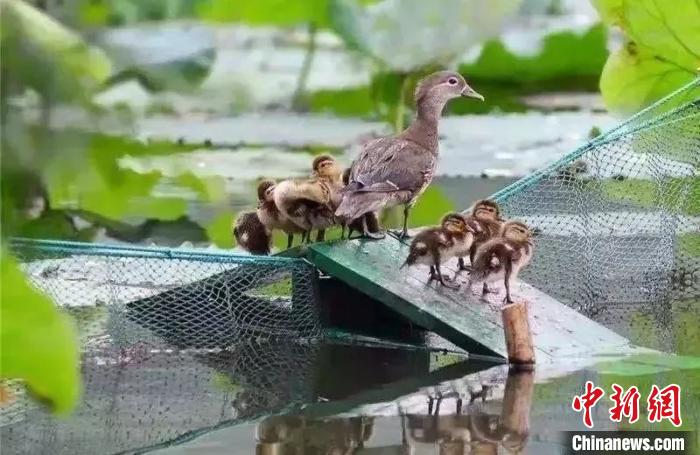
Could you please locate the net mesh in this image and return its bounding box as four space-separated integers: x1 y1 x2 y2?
2 240 322 454
494 78 700 353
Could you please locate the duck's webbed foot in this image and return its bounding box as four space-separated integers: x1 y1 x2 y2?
390 229 411 240
391 205 412 240
481 282 491 295
362 216 385 240
364 231 386 240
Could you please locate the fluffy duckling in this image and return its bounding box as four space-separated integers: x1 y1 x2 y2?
336 71 484 239
440 212 477 271
256 180 305 248
233 211 271 255
467 220 534 304
462 199 504 270
401 216 469 289
273 155 343 243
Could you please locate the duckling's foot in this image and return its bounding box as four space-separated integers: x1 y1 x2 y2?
503 296 514 304
481 283 491 295
429 267 459 289
390 229 411 240
457 258 472 272
429 273 452 282
442 281 460 290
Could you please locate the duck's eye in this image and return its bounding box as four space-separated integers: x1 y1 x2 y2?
448 78 458 85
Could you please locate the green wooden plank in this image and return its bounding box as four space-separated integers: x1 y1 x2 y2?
307 236 636 361
308 238 507 358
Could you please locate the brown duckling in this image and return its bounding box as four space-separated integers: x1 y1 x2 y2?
256 180 305 248
233 210 271 255
401 216 469 289
461 199 505 270
467 220 534 304
336 71 484 240
340 167 380 239
273 155 343 243
440 212 477 271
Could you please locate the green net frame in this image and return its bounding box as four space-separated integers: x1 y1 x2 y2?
2 239 323 454
493 78 699 351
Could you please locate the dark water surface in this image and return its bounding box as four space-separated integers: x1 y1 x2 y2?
2 338 698 455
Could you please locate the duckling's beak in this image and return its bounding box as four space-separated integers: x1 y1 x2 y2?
461 85 484 101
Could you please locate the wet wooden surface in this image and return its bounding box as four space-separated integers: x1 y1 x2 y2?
306 235 638 361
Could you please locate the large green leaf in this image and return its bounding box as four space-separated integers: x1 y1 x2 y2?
592 0 700 114
329 0 521 71
0 0 112 101
461 25 607 84
196 0 330 27
0 250 80 414
310 25 607 117
76 0 200 27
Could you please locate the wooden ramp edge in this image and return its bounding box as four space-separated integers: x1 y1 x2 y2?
304 236 637 362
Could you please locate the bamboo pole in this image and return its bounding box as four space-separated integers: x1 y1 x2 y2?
501 302 535 366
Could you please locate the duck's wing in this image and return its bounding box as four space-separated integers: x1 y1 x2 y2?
349 138 435 193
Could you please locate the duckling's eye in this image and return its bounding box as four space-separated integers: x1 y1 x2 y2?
448 78 458 85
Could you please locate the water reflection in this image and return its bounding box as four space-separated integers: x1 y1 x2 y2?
257 415 374 455
0 340 481 455
254 369 534 455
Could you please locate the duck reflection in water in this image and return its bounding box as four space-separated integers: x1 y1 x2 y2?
403 369 532 454
255 369 532 454
256 415 374 455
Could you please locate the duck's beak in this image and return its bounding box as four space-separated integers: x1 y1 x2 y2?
461 85 484 101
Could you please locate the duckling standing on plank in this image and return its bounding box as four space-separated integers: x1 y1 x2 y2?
440 212 476 271
401 215 470 289
256 180 306 249
273 155 343 243
461 199 504 271
336 71 484 239
233 211 271 255
467 221 534 304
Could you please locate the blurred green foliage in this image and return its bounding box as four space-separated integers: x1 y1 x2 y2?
459 25 607 90
197 0 330 27
310 25 607 119
592 0 700 114
601 177 700 216
329 0 522 72
0 251 81 414
76 0 198 26
0 0 112 104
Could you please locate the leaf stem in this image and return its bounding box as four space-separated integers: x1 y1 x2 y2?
292 22 317 111
394 74 410 133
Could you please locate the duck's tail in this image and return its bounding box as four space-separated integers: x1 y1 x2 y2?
334 192 391 221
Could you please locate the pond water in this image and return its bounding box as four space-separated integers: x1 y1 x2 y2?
3 338 698 455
